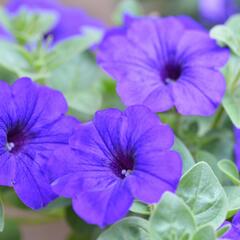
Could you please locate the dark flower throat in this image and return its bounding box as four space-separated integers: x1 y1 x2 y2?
110 151 135 179
161 62 182 84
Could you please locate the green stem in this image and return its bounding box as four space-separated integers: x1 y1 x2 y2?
174 110 181 136
211 106 225 129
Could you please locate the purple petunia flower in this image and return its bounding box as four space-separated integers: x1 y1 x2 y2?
48 105 182 227
97 16 229 116
222 211 240 239
234 128 240 171
198 0 238 25
0 77 79 209
6 0 105 43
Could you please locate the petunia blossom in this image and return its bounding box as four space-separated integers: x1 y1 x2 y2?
6 0 105 43
222 211 240 239
198 0 238 25
48 105 182 227
0 77 79 209
97 16 229 116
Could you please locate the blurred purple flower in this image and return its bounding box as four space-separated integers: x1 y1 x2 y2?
97 16 229 116
6 0 105 43
222 211 240 239
199 0 238 25
0 77 79 209
49 105 182 227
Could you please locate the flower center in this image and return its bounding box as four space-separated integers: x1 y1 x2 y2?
6 126 26 153
161 62 182 84
121 169 132 177
110 152 135 179
6 142 15 151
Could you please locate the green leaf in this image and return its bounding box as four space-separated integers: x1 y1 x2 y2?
195 116 215 137
223 55 240 91
42 198 71 211
223 92 240 128
172 137 195 173
0 8 11 31
221 55 240 127
218 159 240 185
2 189 28 210
216 223 231 238
210 25 240 55
0 200 4 232
191 225 216 240
210 14 240 56
0 40 30 77
130 200 150 215
195 151 230 185
224 186 240 217
46 52 103 115
46 28 103 70
177 162 228 229
201 129 234 161
0 7 58 45
149 192 196 240
97 217 150 240
0 219 21 240
113 0 143 25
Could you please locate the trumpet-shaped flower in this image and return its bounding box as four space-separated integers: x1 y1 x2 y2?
49 105 182 227
97 16 229 116
0 77 78 209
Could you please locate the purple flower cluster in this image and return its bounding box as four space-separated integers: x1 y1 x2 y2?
0 78 182 225
0 14 231 228
49 106 182 226
98 16 229 116
6 0 105 43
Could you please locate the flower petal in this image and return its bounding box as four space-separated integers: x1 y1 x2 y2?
0 153 15 186
172 79 219 116
12 77 68 131
72 182 133 227
181 67 226 106
14 152 57 209
143 85 174 112
177 30 229 68
49 147 117 197
124 105 175 151
128 151 182 203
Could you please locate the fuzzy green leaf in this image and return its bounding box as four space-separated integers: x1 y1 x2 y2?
150 192 196 240
172 137 195 173
191 225 216 240
97 217 150 240
177 162 228 229
218 159 240 185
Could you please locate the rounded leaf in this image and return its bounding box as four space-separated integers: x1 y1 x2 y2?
218 159 240 185
97 217 150 240
172 137 195 173
192 225 216 240
150 192 196 240
177 162 228 229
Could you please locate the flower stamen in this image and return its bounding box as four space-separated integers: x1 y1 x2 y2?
121 169 132 177
6 142 15 152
